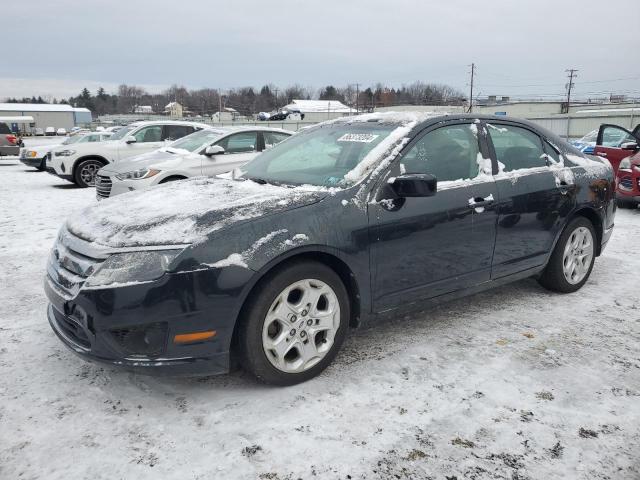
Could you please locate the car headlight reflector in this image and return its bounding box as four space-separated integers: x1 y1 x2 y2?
55 150 76 157
115 168 161 181
84 249 181 288
26 150 38 158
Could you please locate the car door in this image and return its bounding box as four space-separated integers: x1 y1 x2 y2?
118 125 164 161
370 121 498 312
485 121 576 278
593 124 640 172
201 131 260 176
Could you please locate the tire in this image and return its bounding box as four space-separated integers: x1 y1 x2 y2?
238 260 350 386
538 217 596 293
159 176 186 184
73 159 104 188
617 199 631 209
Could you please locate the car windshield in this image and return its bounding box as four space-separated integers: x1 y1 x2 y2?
109 125 136 141
168 129 225 153
238 124 397 187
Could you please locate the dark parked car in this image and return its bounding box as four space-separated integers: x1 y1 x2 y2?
45 113 615 385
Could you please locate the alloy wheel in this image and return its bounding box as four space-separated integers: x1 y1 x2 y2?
262 279 340 373
562 226 594 285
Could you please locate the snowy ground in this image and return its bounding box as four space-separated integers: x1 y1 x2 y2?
0 143 639 480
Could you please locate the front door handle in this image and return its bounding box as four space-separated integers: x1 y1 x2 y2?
596 152 608 157
468 194 495 210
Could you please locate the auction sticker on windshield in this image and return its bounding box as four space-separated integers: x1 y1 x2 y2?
337 133 380 143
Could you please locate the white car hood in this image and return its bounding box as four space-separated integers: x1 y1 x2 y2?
101 148 198 174
28 144 61 156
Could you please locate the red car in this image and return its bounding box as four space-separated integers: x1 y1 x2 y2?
593 124 640 208
616 150 640 208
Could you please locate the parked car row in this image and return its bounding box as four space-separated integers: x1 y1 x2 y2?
42 112 619 385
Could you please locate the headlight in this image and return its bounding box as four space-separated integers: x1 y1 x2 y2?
26 150 38 158
84 249 181 288
115 168 161 181
619 158 632 170
55 150 76 157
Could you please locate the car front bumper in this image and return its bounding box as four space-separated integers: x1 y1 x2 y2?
45 249 255 376
19 154 44 168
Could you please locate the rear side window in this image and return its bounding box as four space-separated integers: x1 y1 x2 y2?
217 132 258 153
487 124 546 172
163 125 194 141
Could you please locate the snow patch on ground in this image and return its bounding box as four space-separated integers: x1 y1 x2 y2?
0 158 639 479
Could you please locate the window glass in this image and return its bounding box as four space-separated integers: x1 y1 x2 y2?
401 123 480 182
218 132 258 153
263 131 291 149
133 125 162 143
164 125 193 141
169 129 225 153
487 124 546 172
543 140 560 164
600 126 635 148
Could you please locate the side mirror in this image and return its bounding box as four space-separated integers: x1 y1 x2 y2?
125 135 137 144
621 141 639 151
205 145 225 156
389 173 437 198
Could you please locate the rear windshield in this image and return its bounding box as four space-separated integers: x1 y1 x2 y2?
0 123 11 134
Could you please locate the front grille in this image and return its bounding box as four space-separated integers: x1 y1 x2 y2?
47 229 106 297
95 174 112 199
619 175 633 191
51 306 91 349
109 323 167 357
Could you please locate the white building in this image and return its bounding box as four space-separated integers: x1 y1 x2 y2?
133 105 154 114
282 99 356 122
164 102 183 117
0 103 92 132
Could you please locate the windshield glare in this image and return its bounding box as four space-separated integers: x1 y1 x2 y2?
579 130 598 143
240 124 396 187
169 129 225 153
109 125 136 141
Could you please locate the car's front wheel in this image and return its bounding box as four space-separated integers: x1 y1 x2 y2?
538 217 596 293
238 261 349 385
74 159 104 188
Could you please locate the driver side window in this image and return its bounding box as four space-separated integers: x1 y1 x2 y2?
401 123 481 182
217 132 258 153
133 126 162 143
600 126 636 148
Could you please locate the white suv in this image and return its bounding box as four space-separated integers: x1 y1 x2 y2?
47 120 209 187
95 127 292 199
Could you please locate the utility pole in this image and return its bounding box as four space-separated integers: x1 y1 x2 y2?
468 63 476 113
274 88 279 110
565 68 578 112
217 89 222 119
353 83 360 113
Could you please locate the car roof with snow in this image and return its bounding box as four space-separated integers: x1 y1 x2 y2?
126 120 212 129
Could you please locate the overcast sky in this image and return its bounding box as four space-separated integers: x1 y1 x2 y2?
2 0 638 101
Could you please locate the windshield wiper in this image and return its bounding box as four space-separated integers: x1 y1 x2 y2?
247 177 268 185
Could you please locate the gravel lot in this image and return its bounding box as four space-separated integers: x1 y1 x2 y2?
1 142 639 480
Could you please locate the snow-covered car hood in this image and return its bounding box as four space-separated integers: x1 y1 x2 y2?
100 147 196 173
50 139 117 155
65 177 328 248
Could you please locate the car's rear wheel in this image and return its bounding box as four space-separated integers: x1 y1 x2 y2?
538 217 596 293
74 159 103 188
617 199 632 209
238 261 349 385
